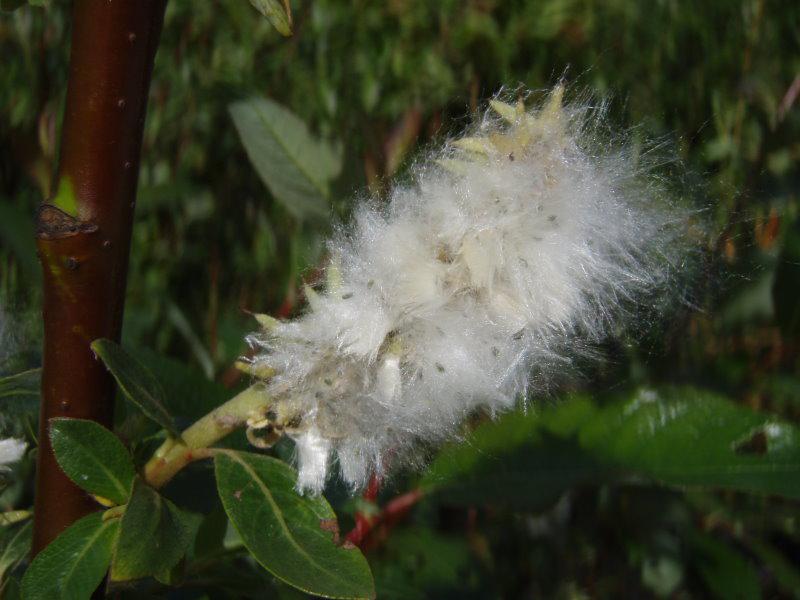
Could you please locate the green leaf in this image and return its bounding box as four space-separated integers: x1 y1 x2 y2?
0 520 31 582
21 511 119 600
192 507 229 560
49 418 135 506
127 346 230 422
248 0 292 36
423 387 800 506
229 97 342 220
689 532 761 600
2 575 21 600
0 369 39 438
423 419 613 509
215 451 374 599
91 339 179 438
749 539 800 598
110 478 191 581
580 388 800 496
0 369 39 402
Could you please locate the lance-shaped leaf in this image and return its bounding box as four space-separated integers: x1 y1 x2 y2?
0 369 39 438
230 97 342 221
0 369 39 402
127 345 230 422
248 0 292 36
579 388 800 495
215 451 375 599
0 520 31 582
91 338 179 438
111 478 191 581
749 538 800 596
21 511 119 600
423 387 800 506
689 531 761 600
50 418 135 505
422 419 614 510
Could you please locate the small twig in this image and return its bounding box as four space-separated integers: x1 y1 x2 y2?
347 475 380 546
0 510 32 526
778 74 800 122
345 488 424 549
143 385 269 489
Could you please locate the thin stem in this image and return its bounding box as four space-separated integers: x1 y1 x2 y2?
143 385 269 489
101 505 127 522
345 488 424 549
0 510 32 526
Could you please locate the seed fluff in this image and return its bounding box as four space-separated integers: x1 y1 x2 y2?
244 86 695 494
0 438 26 471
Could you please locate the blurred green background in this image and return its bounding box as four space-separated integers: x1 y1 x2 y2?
2 0 800 598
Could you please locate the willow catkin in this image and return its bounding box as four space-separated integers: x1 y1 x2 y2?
245 86 694 494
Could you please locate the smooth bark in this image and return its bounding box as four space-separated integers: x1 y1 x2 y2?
33 0 167 555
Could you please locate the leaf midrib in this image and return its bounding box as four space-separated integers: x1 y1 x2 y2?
251 102 329 200
58 518 114 596
0 520 31 578
220 452 354 590
56 429 129 502
114 484 165 577
117 370 174 430
94 340 175 436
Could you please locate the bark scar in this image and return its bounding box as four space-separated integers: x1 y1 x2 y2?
37 204 98 239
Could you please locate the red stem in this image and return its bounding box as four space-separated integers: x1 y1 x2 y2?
32 0 167 555
345 487 424 549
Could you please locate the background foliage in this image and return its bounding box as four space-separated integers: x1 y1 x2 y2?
1 0 800 598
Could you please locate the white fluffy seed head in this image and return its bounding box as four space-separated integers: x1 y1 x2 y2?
0 438 26 467
246 86 697 494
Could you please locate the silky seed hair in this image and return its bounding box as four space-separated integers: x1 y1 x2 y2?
0 438 26 471
245 86 696 494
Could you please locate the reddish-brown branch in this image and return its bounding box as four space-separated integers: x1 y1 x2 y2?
347 474 381 546
33 0 167 555
345 487 424 550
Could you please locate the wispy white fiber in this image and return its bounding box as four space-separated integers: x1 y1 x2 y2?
0 438 26 470
246 86 695 494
